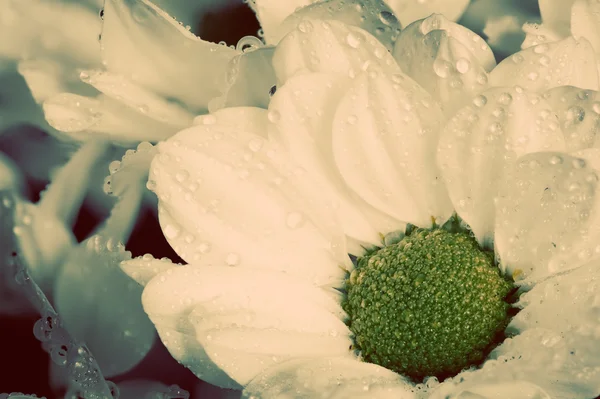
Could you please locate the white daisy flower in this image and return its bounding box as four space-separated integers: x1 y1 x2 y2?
120 1 600 398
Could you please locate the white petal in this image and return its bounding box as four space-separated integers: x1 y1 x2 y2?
384 0 470 27
18 59 95 104
247 0 316 44
243 357 415 399
43 93 178 144
510 260 600 339
150 107 350 287
79 70 194 128
272 19 401 85
100 0 238 112
393 14 494 116
332 70 453 227
438 87 566 246
543 86 600 151
432 328 599 399
1 0 100 65
539 0 576 37
142 266 351 386
154 325 240 389
494 152 599 282
276 0 402 51
209 46 276 112
521 22 564 50
489 36 599 93
571 0 600 54
432 380 551 399
268 72 397 246
54 235 155 378
120 255 180 286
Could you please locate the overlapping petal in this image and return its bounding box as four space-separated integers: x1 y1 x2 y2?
243 357 415 398
277 0 402 51
142 266 352 386
332 69 453 228
150 107 350 287
494 151 599 282
268 72 398 248
42 93 181 144
54 235 155 378
393 14 495 115
246 0 316 44
438 87 566 246
272 19 401 85
1 0 101 65
385 0 470 27
209 46 277 111
489 37 599 92
542 86 600 151
100 0 239 113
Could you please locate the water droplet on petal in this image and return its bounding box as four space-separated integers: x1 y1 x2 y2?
286 212 305 229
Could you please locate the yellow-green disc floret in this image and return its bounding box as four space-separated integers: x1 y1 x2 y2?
343 228 513 381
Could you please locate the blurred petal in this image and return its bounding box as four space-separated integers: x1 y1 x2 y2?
1 0 100 65
332 70 452 227
117 380 168 399
542 86 600 151
18 59 96 104
268 72 398 247
489 36 599 92
54 235 155 377
393 14 495 115
209 46 276 111
277 0 402 51
494 152 599 282
272 19 401 85
101 0 239 112
14 201 76 292
243 357 415 399
79 70 194 127
0 69 54 132
143 266 351 386
438 87 566 246
150 107 350 287
43 93 179 144
384 0 470 27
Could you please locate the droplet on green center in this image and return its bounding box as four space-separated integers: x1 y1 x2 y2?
343 228 513 381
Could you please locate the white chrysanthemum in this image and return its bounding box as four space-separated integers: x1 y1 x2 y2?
119 2 600 398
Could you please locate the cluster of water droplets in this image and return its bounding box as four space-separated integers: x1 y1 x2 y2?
490 37 598 93
495 152 599 281
541 86 600 151
269 0 401 53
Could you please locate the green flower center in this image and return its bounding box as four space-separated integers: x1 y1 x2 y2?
343 227 514 381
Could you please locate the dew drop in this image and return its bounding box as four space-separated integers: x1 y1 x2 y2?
267 110 281 123
286 212 305 229
473 95 487 107
378 11 398 26
455 58 470 74
346 32 363 49
225 253 240 266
